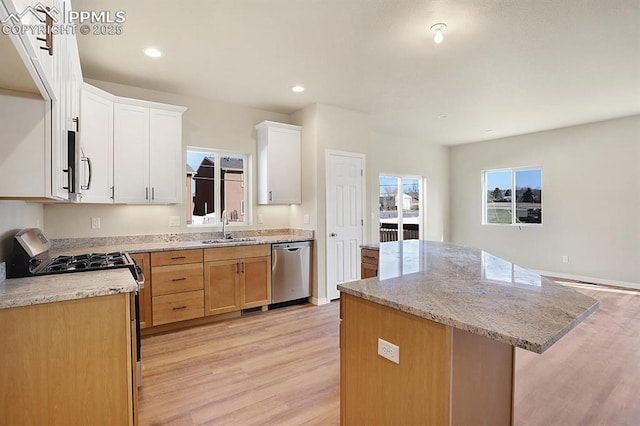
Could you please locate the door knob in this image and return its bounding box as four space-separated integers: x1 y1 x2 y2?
329 232 338 237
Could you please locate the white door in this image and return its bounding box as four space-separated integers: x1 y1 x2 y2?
326 151 365 300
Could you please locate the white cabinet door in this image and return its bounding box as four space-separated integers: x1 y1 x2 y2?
149 108 182 204
113 103 150 203
256 121 301 205
79 86 114 203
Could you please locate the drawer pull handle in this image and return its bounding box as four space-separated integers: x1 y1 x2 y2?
173 306 187 311
172 277 187 282
171 256 186 260
363 256 376 260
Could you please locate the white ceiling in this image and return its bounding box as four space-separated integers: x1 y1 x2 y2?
72 0 640 145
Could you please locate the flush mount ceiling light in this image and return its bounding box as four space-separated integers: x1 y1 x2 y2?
430 23 447 44
291 85 305 93
143 47 162 58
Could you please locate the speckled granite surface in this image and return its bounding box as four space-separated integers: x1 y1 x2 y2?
339 240 599 354
50 229 314 256
0 269 137 310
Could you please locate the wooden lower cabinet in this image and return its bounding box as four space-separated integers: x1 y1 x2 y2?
150 250 204 326
204 245 271 316
204 259 241 315
0 293 136 425
130 252 152 328
361 248 379 278
153 290 204 325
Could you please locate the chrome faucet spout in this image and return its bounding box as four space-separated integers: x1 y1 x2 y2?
222 210 231 239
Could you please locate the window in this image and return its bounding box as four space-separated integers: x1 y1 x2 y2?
379 175 424 241
483 168 542 225
186 148 248 226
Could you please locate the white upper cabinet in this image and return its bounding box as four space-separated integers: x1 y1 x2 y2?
113 100 185 204
78 84 114 203
0 0 82 200
149 108 183 204
255 121 302 205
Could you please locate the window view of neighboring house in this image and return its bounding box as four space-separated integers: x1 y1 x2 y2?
379 175 423 242
483 168 542 225
186 148 247 225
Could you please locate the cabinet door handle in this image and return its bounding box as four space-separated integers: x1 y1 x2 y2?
110 186 115 200
236 262 240 274
172 306 187 311
241 262 245 274
152 187 155 201
269 191 273 201
145 187 149 200
81 156 92 190
171 277 186 282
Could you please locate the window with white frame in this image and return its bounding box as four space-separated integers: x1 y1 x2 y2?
186 148 248 226
483 168 542 225
379 175 424 241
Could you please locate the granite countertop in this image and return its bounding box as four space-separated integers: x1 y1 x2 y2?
0 269 137 310
51 234 313 256
339 240 599 354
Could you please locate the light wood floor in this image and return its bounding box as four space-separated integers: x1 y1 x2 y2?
139 284 640 425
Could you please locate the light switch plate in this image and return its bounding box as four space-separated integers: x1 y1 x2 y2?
303 214 310 224
257 214 264 224
169 216 180 227
91 217 101 229
0 262 6 281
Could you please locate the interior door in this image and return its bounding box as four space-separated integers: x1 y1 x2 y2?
326 151 365 301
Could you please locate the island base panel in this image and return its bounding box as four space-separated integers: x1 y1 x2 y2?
340 293 514 425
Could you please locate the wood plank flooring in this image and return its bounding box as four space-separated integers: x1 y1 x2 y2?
139 283 640 425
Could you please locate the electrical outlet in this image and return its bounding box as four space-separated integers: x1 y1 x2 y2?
303 214 310 224
257 214 264 224
562 255 569 263
377 338 400 364
169 216 180 227
91 217 101 229
0 262 6 281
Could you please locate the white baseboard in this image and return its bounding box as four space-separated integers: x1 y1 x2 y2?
534 269 640 291
310 297 330 306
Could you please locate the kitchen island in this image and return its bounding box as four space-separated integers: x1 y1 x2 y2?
338 240 599 425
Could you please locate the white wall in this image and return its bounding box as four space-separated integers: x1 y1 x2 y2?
369 132 450 243
43 79 293 238
450 115 640 286
291 103 451 302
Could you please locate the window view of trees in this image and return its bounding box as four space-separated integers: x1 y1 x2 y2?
186 149 247 225
484 168 542 225
379 176 422 241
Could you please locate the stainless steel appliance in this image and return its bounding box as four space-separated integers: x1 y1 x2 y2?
11 228 144 386
271 241 311 304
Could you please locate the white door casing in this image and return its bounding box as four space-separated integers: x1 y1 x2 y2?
326 150 365 300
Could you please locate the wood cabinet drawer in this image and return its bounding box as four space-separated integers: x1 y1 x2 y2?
152 263 203 296
151 249 203 266
204 244 270 262
361 248 379 265
152 290 204 325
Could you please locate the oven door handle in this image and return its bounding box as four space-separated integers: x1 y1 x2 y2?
135 265 145 290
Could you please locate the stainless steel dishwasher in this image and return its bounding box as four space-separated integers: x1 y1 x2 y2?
271 241 311 304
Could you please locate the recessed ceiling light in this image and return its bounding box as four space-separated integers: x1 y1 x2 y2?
438 114 448 119
291 85 305 93
144 47 162 58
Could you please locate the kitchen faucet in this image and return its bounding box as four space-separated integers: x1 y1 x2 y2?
222 210 231 239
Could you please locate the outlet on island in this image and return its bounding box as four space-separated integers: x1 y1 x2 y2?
377 338 400 364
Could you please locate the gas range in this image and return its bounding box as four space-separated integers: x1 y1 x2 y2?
36 251 133 275
11 228 139 280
